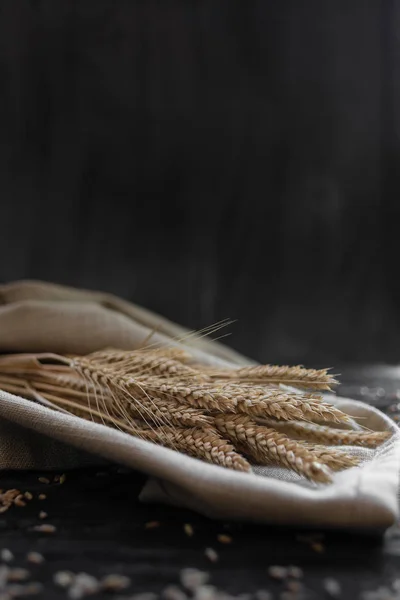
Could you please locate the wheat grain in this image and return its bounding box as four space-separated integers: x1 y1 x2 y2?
145 521 160 529
268 566 288 580
26 552 45 565
204 548 219 563
31 524 56 533
0 550 13 563
180 568 209 591
217 534 232 544
101 574 130 592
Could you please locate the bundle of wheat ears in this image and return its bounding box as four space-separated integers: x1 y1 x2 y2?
0 343 391 484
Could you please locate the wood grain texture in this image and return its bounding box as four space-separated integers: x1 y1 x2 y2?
0 1 396 365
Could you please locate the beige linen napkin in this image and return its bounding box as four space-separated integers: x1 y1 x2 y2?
0 280 398 530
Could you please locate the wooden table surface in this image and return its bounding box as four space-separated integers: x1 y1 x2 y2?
0 366 399 600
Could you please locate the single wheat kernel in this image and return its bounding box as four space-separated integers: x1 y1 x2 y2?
145 521 160 529
32 524 56 534
184 524 194 537
0 549 13 563
217 534 232 544
26 552 45 565
204 548 219 563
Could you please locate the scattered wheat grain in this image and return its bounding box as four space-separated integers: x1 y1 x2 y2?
0 550 13 563
69 573 99 599
184 524 194 537
101 574 131 591
26 552 44 565
217 534 232 544
323 578 341 597
54 571 75 588
7 568 30 582
285 580 302 593
145 521 160 529
162 585 187 600
19 582 43 596
268 566 288 580
14 495 26 508
287 566 303 579
192 585 219 600
204 548 219 563
180 568 209 591
31 524 56 533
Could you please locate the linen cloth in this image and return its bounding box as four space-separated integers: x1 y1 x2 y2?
0 280 397 530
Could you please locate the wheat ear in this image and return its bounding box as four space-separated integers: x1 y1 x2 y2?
256 419 391 448
139 426 251 472
230 388 350 424
138 380 350 425
207 364 337 391
91 391 212 429
138 380 239 412
87 348 206 380
301 444 360 471
213 414 332 483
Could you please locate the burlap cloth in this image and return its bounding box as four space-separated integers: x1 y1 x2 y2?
0 280 398 531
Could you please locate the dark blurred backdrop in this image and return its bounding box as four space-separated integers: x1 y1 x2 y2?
0 1 398 366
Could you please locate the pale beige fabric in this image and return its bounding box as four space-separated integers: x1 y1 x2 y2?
0 280 398 531
0 280 251 366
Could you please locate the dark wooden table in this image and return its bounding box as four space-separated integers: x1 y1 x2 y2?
0 366 399 600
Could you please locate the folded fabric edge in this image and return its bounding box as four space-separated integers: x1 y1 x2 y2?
0 390 397 530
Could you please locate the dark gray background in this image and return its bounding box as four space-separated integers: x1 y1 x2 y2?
0 1 397 366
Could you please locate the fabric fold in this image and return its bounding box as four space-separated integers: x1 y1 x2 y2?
0 279 396 531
